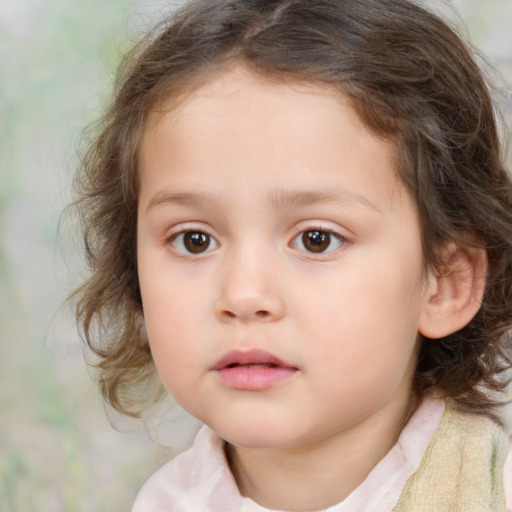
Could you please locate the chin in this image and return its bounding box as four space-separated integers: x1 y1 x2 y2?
209 417 300 450
225 433 294 450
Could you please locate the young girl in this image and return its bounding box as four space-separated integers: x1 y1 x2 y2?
73 0 512 510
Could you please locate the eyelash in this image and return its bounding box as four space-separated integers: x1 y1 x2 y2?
165 226 346 256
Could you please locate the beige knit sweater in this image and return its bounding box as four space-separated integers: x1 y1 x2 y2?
393 402 509 511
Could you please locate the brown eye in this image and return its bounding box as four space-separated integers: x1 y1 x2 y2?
291 229 344 254
184 232 210 253
302 230 330 252
172 231 218 254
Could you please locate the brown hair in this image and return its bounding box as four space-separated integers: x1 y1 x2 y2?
73 0 512 419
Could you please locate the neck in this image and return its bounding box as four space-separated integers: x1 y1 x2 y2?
226 395 418 512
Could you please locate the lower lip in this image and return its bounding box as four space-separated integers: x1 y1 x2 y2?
214 365 297 391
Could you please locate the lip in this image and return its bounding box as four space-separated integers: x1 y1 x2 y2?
212 349 298 391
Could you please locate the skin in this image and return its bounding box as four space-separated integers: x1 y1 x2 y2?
136 67 440 510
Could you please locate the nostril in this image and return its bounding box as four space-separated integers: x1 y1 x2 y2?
218 308 273 321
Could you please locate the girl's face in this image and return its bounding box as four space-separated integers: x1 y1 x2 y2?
137 67 432 451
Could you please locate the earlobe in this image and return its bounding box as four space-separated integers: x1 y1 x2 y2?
418 242 487 339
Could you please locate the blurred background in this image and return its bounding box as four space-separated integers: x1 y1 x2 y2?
1 1 511 511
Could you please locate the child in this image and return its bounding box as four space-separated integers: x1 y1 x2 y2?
73 0 512 510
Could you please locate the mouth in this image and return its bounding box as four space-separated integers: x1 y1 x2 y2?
212 349 298 391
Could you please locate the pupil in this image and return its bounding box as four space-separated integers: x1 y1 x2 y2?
303 230 330 252
184 232 209 253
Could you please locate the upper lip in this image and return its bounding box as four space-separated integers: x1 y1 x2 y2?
212 349 296 370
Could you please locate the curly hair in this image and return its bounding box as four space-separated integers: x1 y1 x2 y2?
72 0 512 419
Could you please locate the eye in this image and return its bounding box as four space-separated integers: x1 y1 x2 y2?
291 229 344 254
170 230 219 255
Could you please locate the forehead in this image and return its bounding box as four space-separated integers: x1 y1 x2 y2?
139 66 406 211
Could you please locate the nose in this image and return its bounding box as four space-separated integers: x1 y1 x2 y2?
214 250 285 323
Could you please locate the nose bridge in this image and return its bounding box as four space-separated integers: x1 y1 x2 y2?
215 239 284 322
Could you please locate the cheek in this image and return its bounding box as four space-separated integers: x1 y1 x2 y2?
299 251 424 378
138 249 197 339
144 313 201 407
139 278 198 382
308 259 423 334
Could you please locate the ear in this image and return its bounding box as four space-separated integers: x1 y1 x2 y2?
418 242 487 339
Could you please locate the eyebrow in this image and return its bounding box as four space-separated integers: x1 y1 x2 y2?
145 188 381 213
268 189 381 212
146 191 222 212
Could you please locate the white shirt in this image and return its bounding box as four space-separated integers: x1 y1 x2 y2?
133 399 512 511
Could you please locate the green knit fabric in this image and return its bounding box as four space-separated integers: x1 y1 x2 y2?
393 402 508 512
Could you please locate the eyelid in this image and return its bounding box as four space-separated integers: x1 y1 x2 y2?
164 222 215 239
290 220 350 240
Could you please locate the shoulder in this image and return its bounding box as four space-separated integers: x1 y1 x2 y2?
440 404 511 510
131 426 239 512
394 401 510 511
441 402 508 456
